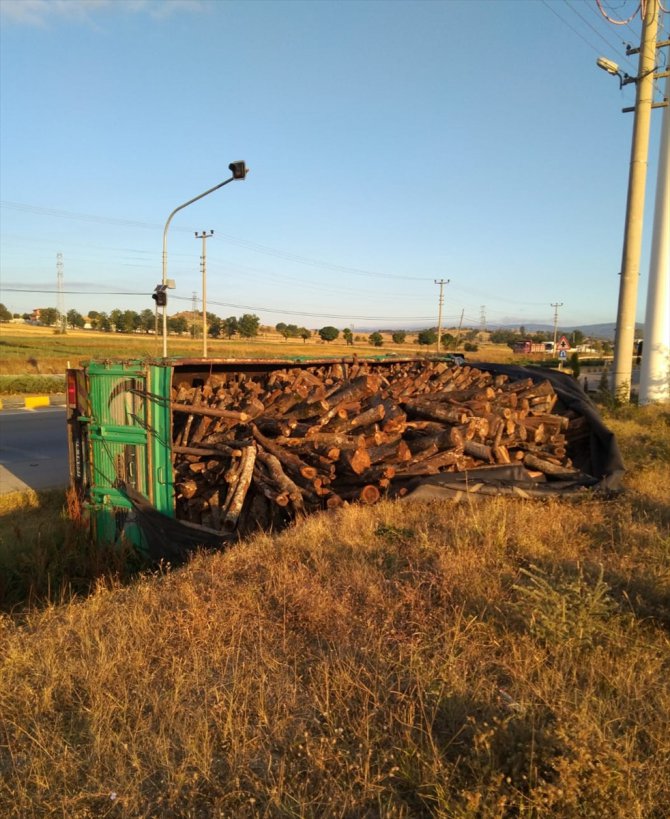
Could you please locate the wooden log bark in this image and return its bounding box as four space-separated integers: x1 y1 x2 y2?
251 425 318 481
523 453 581 477
402 400 470 425
255 448 305 513
172 402 250 422
222 444 257 526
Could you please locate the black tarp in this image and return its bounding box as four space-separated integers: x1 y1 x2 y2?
121 484 233 563
398 364 624 503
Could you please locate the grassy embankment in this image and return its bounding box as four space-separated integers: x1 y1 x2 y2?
0 401 668 817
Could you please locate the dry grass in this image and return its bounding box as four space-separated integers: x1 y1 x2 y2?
0 404 668 817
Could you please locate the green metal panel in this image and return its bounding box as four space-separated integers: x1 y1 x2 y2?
148 363 174 516
84 360 174 548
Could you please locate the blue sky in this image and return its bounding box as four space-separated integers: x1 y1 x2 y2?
1 0 668 331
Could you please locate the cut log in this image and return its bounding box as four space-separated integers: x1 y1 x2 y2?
255 448 305 513
172 402 250 422
402 400 470 425
523 453 582 477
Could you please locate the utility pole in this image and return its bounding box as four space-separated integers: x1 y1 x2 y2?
434 278 449 353
551 302 563 352
191 291 198 340
480 305 486 333
195 230 214 357
612 0 660 401
56 253 65 333
640 69 670 404
456 308 465 348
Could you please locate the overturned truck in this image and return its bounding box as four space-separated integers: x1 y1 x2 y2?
66 357 624 561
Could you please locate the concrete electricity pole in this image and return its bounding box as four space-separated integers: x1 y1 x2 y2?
551 302 563 351
639 70 670 404
434 278 449 353
611 0 660 401
195 230 214 357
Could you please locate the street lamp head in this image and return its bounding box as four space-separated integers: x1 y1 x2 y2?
597 56 620 76
229 160 248 180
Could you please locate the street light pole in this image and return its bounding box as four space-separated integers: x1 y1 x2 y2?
161 162 247 358
611 0 659 401
195 230 214 357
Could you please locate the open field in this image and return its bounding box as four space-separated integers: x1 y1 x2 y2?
0 403 669 817
0 323 515 377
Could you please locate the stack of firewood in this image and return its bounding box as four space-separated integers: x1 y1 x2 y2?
170 359 589 532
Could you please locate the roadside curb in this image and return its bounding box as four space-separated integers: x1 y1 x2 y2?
0 393 66 411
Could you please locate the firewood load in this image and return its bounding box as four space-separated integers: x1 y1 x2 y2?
170 359 593 534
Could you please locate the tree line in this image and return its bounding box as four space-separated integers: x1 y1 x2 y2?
16 308 265 338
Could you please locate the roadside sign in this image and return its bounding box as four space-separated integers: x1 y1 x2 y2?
559 349 568 360
558 335 570 351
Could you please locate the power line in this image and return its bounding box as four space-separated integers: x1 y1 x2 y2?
0 286 440 321
567 0 639 70
540 0 614 55
0 199 431 283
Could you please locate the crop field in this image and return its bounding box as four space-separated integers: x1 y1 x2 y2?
0 399 668 817
0 323 515 378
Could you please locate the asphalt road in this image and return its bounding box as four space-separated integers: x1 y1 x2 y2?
0 407 69 494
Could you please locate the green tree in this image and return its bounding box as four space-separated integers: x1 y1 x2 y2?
489 329 518 346
342 327 353 346
571 329 585 346
168 316 188 334
88 311 101 330
110 309 124 332
417 329 437 346
208 316 222 338
391 331 406 344
368 331 383 347
238 313 260 338
40 307 60 327
139 308 155 334
299 327 311 343
223 316 238 338
122 310 141 333
440 332 456 350
0 303 12 322
275 322 287 336
66 309 85 329
569 351 581 379
319 326 339 343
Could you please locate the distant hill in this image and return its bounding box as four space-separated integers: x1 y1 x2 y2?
491 323 642 341
356 322 634 340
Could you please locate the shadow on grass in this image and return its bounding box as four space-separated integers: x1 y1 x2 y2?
0 488 147 613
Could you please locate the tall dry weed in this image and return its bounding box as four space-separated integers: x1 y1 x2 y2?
0 405 669 816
